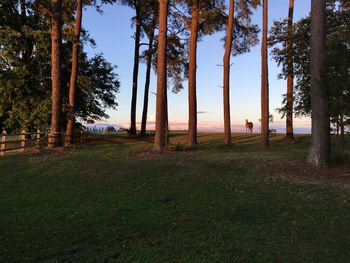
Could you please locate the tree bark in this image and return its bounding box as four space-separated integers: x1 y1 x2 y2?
188 0 199 146
20 0 27 59
65 0 83 145
20 0 26 21
223 0 234 144
286 0 294 142
130 3 141 135
153 0 168 152
48 0 62 148
336 115 340 151
261 0 269 148
20 0 33 62
340 113 345 154
164 84 169 145
141 14 156 136
0 115 3 132
307 0 330 167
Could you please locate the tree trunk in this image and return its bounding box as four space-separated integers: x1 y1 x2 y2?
130 4 141 135
65 0 83 145
0 115 3 132
188 0 199 146
261 0 269 148
141 14 156 136
307 0 330 167
164 85 169 145
340 113 345 154
286 0 294 142
336 115 340 151
48 0 62 148
153 0 168 152
20 0 26 21
20 0 27 59
20 0 33 62
223 0 234 144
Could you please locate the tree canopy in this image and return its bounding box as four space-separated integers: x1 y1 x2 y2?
0 0 120 132
269 0 349 124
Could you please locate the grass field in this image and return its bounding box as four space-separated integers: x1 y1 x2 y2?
0 133 350 262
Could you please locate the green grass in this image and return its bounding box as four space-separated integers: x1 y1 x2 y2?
0 133 349 262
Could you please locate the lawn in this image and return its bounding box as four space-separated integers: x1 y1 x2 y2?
0 133 350 262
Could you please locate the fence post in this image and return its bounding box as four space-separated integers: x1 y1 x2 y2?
36 129 41 148
1 129 6 156
20 129 26 152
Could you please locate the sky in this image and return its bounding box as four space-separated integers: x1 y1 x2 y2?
83 0 312 133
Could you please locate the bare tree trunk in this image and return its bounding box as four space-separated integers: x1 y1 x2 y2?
130 4 141 135
188 0 199 146
153 0 168 152
66 0 83 145
307 0 330 167
223 0 234 144
48 0 62 148
261 0 269 149
141 14 156 136
286 0 294 142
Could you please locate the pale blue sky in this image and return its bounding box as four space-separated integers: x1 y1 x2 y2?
83 0 311 133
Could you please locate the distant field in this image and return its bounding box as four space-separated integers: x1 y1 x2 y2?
0 133 349 262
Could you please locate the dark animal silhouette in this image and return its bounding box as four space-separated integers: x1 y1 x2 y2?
245 119 253 133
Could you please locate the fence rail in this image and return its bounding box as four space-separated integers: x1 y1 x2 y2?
1 129 84 156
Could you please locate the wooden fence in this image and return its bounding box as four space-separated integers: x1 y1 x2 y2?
1 129 83 156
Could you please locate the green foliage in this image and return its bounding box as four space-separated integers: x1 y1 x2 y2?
105 125 117 132
269 0 350 127
173 142 186 151
75 53 120 123
128 0 258 94
0 0 120 132
230 0 260 55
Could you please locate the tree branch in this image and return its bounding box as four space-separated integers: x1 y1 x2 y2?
139 43 150 47
36 0 54 16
